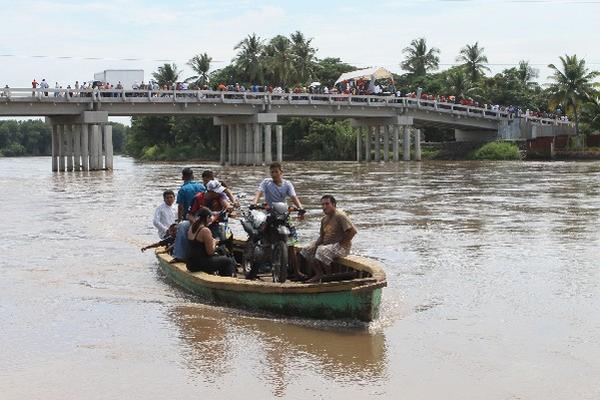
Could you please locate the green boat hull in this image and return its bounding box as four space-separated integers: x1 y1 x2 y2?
157 255 384 322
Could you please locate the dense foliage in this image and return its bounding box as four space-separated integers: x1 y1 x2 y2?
0 120 128 157
470 141 522 160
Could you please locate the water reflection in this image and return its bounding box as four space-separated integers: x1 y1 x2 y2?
168 305 387 397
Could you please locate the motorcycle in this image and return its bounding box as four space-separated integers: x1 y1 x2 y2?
240 202 304 283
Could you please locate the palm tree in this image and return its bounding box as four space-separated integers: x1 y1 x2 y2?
582 94 600 131
290 31 318 84
547 55 599 135
186 53 212 87
152 63 181 87
401 38 440 77
233 33 265 84
264 35 294 87
445 68 479 100
516 60 539 87
456 42 490 82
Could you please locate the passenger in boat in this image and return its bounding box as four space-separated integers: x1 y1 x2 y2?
141 223 178 253
253 162 306 279
201 170 239 207
189 179 232 214
253 162 303 210
186 207 236 277
153 189 177 239
300 195 357 283
171 168 206 264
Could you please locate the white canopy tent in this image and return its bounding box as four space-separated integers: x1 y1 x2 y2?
334 67 393 84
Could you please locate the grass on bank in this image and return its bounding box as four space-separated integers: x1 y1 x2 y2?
469 141 521 160
140 144 218 161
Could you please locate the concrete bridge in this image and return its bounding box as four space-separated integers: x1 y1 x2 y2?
0 88 574 170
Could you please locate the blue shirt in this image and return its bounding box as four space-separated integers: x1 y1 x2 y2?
177 180 206 217
259 178 296 206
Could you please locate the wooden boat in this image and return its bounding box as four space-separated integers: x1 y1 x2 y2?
155 239 386 322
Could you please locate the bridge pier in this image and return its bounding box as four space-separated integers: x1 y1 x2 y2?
214 114 278 165
414 128 422 161
383 125 390 162
356 128 361 162
264 124 273 164
374 126 381 162
403 126 411 161
46 112 111 172
393 125 400 162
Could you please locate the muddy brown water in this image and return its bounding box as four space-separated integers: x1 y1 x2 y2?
1 156 599 399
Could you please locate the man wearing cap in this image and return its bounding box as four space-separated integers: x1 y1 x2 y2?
189 179 232 214
171 168 205 263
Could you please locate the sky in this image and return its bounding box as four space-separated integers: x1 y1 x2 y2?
1 0 599 89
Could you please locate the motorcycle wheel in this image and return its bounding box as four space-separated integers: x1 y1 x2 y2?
272 241 288 283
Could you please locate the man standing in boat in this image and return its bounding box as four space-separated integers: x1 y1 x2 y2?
301 195 357 283
253 162 303 211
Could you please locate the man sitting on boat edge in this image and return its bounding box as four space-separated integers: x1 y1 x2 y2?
300 195 357 283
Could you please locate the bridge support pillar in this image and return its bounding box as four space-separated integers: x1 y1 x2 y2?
89 124 100 170
51 125 59 171
227 125 234 165
374 126 381 162
414 128 422 161
244 124 252 165
264 124 273 164
219 125 226 165
73 124 81 171
356 128 361 162
383 125 390 162
365 127 371 162
253 123 262 165
403 126 411 161
393 125 400 162
57 125 65 171
103 124 113 170
275 125 283 162
235 124 243 165
64 125 74 172
81 124 89 171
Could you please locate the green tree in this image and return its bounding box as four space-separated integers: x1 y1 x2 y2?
516 60 539 87
315 57 356 88
264 35 294 87
233 33 265 84
457 42 490 82
547 55 599 135
444 67 479 99
581 93 600 133
290 31 318 84
152 63 181 87
186 53 212 88
401 38 440 77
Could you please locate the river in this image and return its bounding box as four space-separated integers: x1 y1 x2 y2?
1 156 599 399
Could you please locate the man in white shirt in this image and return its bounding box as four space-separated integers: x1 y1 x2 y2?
153 190 177 239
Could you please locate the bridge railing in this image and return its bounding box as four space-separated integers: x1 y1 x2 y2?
0 87 573 126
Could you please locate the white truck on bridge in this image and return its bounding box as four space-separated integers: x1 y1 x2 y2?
93 69 144 89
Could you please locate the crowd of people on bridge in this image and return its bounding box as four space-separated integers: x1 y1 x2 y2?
141 164 357 284
1 76 570 123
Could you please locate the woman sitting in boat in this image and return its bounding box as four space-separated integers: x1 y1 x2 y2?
186 207 236 277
